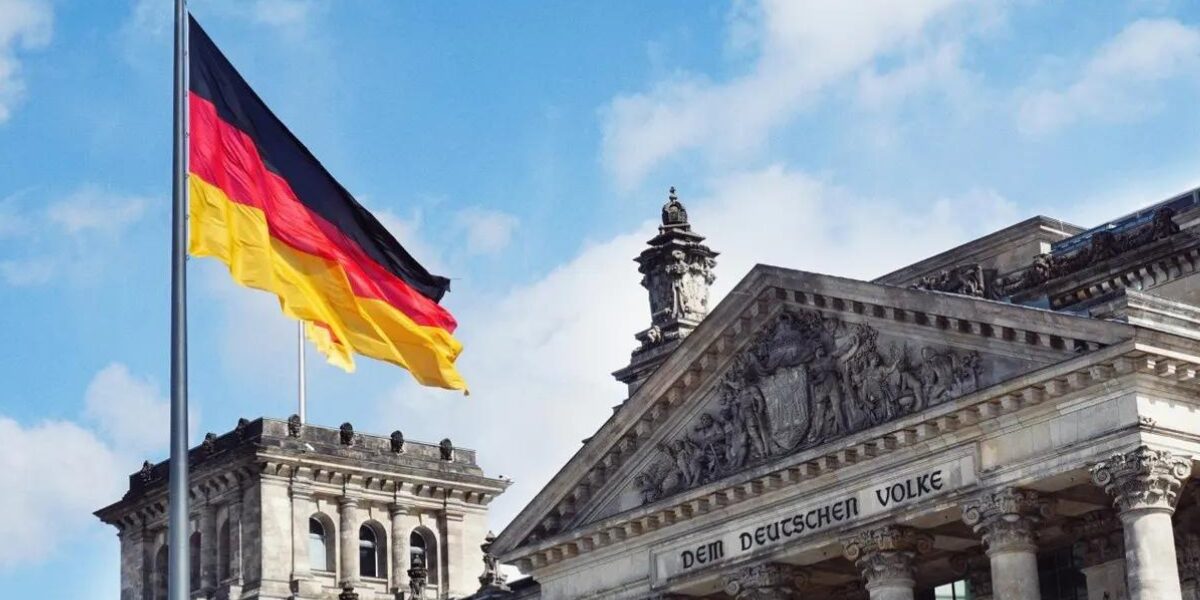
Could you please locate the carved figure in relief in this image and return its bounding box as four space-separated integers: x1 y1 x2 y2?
637 308 985 503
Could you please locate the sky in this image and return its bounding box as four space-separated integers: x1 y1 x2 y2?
2 0 1200 596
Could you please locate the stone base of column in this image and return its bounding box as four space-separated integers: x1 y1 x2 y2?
1081 558 1129 600
289 576 324 599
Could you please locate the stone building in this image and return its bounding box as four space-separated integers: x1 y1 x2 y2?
479 188 1200 600
95 417 510 600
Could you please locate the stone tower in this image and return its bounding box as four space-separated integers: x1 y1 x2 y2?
614 187 718 392
95 417 510 600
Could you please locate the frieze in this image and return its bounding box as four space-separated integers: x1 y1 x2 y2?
637 309 982 503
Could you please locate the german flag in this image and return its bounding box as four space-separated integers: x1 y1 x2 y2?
186 16 465 390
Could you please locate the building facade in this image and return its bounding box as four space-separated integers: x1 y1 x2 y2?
96 417 510 600
484 188 1200 600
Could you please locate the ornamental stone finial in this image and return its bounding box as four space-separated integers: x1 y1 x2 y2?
961 488 1053 554
721 563 810 600
1091 445 1192 513
661 186 688 227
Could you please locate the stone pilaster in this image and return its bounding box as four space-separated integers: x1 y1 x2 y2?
961 488 1052 600
226 488 244 591
389 503 410 596
200 501 219 595
290 483 319 597
1092 445 1192 600
842 525 932 600
949 552 992 600
338 496 360 597
118 521 147 600
721 563 811 600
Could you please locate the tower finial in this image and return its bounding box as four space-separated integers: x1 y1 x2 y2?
662 185 688 227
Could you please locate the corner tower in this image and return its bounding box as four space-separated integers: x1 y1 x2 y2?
614 187 718 392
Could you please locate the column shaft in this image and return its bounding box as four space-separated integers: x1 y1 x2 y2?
339 497 359 588
1123 509 1181 599
389 505 410 594
962 488 1051 600
227 491 243 584
200 502 219 593
987 549 1039 600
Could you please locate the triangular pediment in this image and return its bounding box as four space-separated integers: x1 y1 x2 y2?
491 265 1132 560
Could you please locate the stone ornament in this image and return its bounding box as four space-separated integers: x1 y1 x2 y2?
235 417 250 439
338 584 358 600
138 460 154 483
440 438 454 461
339 422 355 446
408 554 428 599
1091 445 1192 513
633 187 719 353
912 263 993 298
390 430 405 453
721 563 810 600
287 414 302 437
842 525 933 587
637 309 983 503
478 531 509 591
961 488 1053 554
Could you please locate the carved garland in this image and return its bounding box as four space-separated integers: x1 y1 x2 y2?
636 309 983 503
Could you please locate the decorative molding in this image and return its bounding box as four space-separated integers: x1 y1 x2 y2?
911 263 993 298
637 309 982 503
1091 445 1192 513
721 563 810 600
961 488 1053 555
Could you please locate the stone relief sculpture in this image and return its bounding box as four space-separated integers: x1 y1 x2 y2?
637 309 982 503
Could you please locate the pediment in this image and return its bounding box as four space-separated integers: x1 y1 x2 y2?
491 265 1132 560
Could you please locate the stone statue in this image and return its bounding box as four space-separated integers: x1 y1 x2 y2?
439 438 454 461
390 430 405 453
478 531 509 591
637 309 985 502
408 554 428 599
339 422 355 446
287 414 302 437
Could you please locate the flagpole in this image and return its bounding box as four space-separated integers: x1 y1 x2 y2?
168 1 191 599
298 321 307 424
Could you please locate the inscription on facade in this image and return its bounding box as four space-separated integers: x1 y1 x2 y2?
651 457 974 582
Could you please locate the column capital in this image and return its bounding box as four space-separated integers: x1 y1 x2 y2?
841 525 931 590
1063 509 1123 568
388 503 409 517
961 488 1053 554
1091 445 1192 514
721 562 811 599
338 495 359 508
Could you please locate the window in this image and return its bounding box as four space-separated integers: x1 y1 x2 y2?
309 517 330 572
359 523 387 578
933 580 970 600
410 526 439 583
218 519 231 581
154 545 168 600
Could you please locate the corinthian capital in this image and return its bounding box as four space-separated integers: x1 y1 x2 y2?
721 563 810 600
1091 445 1192 514
961 488 1053 554
841 525 932 589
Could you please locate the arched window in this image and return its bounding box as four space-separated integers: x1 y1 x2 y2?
410 526 439 583
217 518 230 581
189 531 202 591
359 522 387 578
309 516 334 572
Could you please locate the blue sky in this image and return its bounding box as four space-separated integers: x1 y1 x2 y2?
3 0 1200 596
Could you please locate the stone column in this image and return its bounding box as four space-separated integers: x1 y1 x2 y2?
842 525 932 600
389 504 410 596
962 488 1052 600
338 496 360 595
1066 510 1128 600
225 489 244 599
118 521 147 600
1092 445 1192 600
721 563 811 600
200 501 219 595
949 552 992 600
290 484 315 596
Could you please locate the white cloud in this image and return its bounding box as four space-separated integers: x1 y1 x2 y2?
855 42 972 111
250 0 318 29
1018 18 1200 135
455 207 519 256
600 0 973 187
377 166 1018 529
46 186 149 236
83 363 172 456
0 0 52 124
0 417 124 568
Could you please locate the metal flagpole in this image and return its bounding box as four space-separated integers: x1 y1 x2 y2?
298 321 307 424
168 1 191 599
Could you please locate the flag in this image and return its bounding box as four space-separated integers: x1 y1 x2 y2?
186 16 465 390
